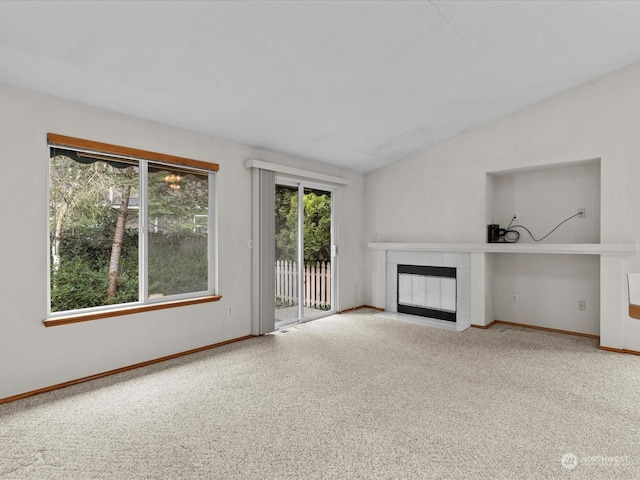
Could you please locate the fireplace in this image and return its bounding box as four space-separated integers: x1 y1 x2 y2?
381 250 470 332
397 264 456 322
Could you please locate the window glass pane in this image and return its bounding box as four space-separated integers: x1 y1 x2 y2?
49 149 140 312
302 188 332 314
147 165 209 297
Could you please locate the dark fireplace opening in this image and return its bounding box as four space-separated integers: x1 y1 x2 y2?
397 264 457 322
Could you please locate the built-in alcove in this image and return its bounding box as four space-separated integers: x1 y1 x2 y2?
487 159 601 243
491 253 600 335
485 159 602 335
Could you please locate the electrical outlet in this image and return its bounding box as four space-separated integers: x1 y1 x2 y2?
512 294 519 303
227 306 232 315
578 300 586 311
577 208 585 218
512 212 519 221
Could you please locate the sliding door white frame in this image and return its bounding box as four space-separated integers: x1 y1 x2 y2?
276 176 337 325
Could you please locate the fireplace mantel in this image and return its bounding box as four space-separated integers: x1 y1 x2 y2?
368 242 637 349
368 242 636 256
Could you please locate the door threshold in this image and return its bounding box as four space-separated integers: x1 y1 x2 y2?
275 319 299 331
275 310 336 331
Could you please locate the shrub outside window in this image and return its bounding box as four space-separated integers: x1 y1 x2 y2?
48 135 216 317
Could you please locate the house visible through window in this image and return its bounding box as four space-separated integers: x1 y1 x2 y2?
48 136 216 317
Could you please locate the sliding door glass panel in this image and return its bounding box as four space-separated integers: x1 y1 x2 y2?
275 184 299 323
302 187 332 318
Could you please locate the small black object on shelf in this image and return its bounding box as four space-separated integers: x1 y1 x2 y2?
487 224 500 243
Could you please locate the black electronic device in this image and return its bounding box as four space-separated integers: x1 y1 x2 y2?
487 224 500 243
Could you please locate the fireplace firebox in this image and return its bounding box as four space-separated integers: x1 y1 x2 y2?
397 264 457 322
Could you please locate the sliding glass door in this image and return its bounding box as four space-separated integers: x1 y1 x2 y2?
275 179 335 326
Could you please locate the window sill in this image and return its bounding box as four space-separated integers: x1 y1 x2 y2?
43 295 222 327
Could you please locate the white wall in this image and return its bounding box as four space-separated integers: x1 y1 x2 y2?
492 254 600 335
0 84 365 399
365 60 640 350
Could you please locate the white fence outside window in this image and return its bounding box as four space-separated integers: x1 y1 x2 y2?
275 260 331 310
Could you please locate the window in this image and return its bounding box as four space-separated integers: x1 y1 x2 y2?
47 134 219 323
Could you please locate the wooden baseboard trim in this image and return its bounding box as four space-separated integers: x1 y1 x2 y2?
471 320 498 329
455 319 640 356
337 305 385 314
597 345 640 356
472 319 600 340
0 335 253 405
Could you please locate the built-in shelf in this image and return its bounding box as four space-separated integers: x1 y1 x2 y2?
368 243 636 256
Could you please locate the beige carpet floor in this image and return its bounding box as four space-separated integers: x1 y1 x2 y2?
1 310 638 479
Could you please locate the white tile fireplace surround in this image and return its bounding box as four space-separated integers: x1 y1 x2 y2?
381 251 471 332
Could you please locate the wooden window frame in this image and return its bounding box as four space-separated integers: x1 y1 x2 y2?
48 134 219 172
45 134 220 327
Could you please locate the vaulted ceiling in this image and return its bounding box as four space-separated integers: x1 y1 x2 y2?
2 1 640 173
